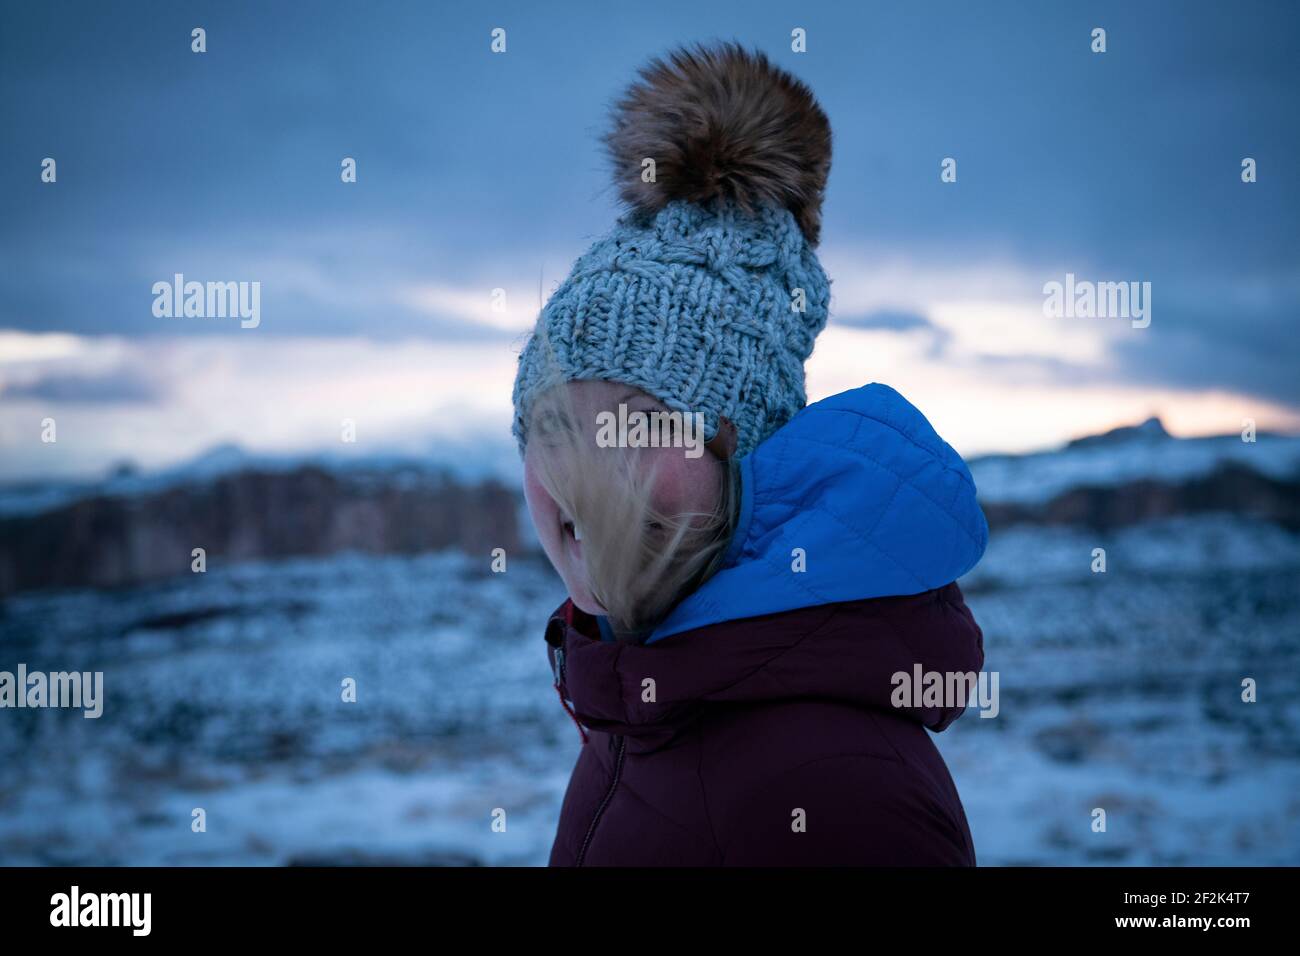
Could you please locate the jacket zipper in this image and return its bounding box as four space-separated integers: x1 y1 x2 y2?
575 734 625 866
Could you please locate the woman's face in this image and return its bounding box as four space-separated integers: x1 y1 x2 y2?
522 380 723 616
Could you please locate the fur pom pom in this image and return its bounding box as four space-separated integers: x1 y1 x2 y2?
605 42 832 246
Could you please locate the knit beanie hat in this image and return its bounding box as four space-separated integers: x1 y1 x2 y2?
511 42 833 459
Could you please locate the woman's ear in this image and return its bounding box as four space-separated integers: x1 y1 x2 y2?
705 415 738 460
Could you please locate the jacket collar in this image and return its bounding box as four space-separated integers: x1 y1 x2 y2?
544 584 984 741
645 382 988 643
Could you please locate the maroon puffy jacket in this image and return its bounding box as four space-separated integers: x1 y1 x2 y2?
543 582 984 866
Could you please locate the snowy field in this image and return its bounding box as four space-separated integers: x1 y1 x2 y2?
2 513 1298 865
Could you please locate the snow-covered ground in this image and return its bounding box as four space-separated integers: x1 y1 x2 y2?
1 514 1297 865
947 514 1300 865
0 552 574 866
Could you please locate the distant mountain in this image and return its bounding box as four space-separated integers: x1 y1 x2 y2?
0 459 521 597
2 419 1297 597
0 437 523 519
1064 416 1170 449
970 419 1300 532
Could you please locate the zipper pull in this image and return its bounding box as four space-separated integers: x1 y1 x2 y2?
551 647 588 745
554 682 589 745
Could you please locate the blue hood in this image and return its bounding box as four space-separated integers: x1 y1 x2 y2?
646 383 988 643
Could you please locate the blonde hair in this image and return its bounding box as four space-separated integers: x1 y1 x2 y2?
523 330 739 642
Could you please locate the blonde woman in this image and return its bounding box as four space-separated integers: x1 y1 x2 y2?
512 43 989 866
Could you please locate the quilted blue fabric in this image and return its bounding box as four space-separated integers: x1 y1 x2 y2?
647 383 989 643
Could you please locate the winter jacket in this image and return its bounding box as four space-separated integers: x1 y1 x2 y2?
543 383 989 866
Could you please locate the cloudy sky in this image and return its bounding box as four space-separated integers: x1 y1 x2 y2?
1 0 1297 480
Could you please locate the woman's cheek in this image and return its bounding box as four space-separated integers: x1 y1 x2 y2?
644 448 686 507
522 456 559 550
647 447 718 516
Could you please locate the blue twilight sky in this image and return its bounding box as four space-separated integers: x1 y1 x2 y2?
1 0 1297 479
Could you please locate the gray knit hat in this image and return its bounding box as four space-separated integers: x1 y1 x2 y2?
512 42 833 459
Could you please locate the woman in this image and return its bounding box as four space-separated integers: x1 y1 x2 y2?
511 42 989 865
